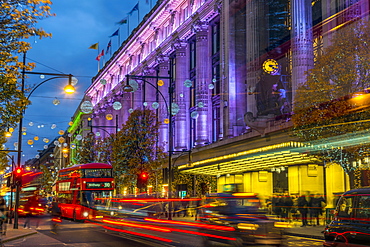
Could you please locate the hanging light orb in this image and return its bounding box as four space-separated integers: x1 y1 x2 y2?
58 137 65 143
157 80 164 86
63 153 68 158
40 75 45 79
37 125 41 128
212 78 217 83
164 118 169 124
71 77 78 86
68 121 73 126
70 143 77 149
197 102 205 108
106 114 113 120
152 102 159 109
208 84 215 90
76 135 83 141
171 103 180 115
80 101 93 114
143 102 148 106
22 132 26 136
44 145 48 149
51 124 56 129
22 127 27 132
63 142 68 147
8 128 14 132
58 130 65 135
180 93 184 98
53 98 60 106
43 138 49 143
113 101 122 110
34 136 39 141
95 132 101 137
129 80 139 92
13 142 18 147
27 140 34 145
41 124 44 128
184 79 193 88
128 108 134 113
49 154 54 158
100 79 107 85
28 122 33 127
191 111 199 119
35 154 40 159
58 144 62 148
54 141 60 145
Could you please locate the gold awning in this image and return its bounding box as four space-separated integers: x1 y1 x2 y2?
179 141 318 175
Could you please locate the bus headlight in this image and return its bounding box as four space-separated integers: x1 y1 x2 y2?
83 212 89 218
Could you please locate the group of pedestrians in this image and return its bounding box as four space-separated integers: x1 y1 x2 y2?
270 191 326 227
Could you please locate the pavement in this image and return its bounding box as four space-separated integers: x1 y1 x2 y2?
0 216 325 244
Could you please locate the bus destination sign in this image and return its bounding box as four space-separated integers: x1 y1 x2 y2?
86 182 111 189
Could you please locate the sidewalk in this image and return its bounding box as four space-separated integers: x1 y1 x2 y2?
1 222 38 244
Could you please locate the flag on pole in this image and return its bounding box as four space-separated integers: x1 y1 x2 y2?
96 49 104 61
106 40 112 55
116 17 128 25
109 29 119 37
89 43 98 49
128 3 139 15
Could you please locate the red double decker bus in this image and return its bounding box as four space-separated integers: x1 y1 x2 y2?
56 163 114 221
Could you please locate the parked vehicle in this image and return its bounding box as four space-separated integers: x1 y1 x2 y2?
324 187 370 246
198 192 287 246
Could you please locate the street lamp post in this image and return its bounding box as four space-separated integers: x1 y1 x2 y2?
13 53 76 229
124 74 174 220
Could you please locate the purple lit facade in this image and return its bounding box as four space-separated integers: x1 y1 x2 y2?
70 0 370 206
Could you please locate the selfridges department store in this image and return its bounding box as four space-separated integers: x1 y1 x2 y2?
74 0 369 207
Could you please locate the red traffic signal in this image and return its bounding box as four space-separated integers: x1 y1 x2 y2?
140 172 148 179
15 168 22 175
137 172 149 189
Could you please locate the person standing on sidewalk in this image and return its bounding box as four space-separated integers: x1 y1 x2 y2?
0 197 7 235
310 193 326 226
298 193 309 227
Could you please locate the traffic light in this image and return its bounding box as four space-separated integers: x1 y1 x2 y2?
137 171 149 189
14 168 23 186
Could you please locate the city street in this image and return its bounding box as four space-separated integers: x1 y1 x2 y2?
3 216 324 247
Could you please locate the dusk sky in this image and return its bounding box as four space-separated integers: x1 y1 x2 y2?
6 0 154 164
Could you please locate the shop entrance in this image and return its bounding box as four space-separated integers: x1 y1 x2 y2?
273 170 288 193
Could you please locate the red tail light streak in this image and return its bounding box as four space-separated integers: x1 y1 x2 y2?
144 217 235 231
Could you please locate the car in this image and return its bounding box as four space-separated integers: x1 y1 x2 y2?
324 187 370 247
198 192 287 247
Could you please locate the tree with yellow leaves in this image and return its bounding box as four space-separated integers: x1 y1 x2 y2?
293 19 370 186
0 0 54 169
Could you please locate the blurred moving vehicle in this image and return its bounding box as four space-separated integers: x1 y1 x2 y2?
18 195 47 217
324 187 370 247
198 192 287 247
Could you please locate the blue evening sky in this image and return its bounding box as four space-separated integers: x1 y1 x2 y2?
6 0 154 164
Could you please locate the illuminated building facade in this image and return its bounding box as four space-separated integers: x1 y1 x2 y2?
80 0 369 206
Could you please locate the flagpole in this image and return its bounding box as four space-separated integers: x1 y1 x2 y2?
118 28 121 46
138 1 140 23
128 16 130 37
97 43 100 72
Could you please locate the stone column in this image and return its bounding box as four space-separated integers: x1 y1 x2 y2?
246 0 263 116
156 55 170 152
173 40 188 151
194 21 210 146
291 0 314 101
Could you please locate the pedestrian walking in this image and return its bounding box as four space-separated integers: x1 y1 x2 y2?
310 193 326 226
50 198 61 234
298 193 309 227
